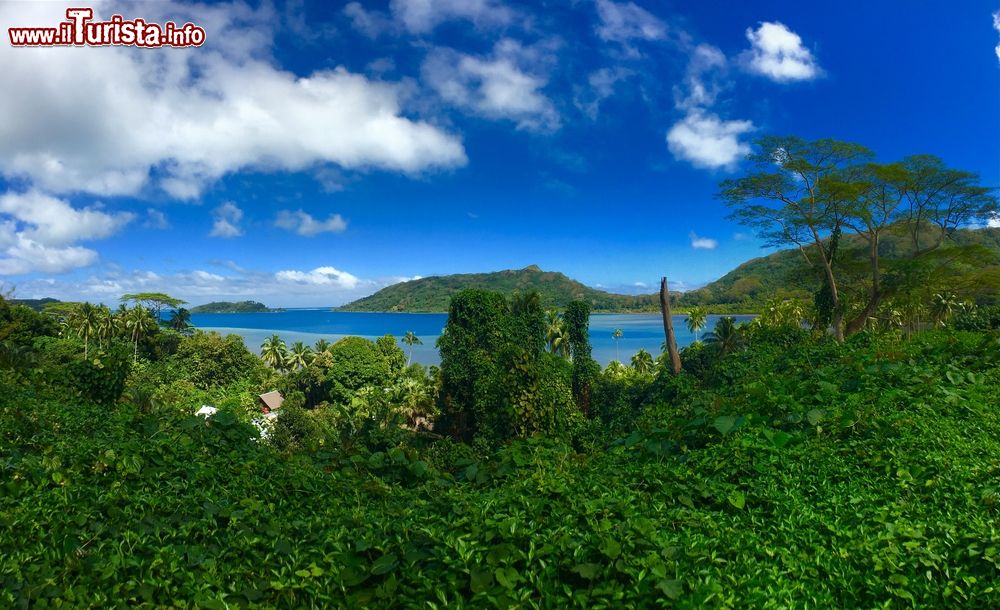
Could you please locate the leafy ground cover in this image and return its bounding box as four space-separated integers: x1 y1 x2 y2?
3 330 999 608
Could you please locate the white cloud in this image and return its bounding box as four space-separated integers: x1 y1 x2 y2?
389 0 513 34
993 12 1000 63
0 1 467 200
275 209 348 236
275 266 361 289
210 202 243 238
742 22 821 82
689 231 718 250
423 39 560 131
343 2 393 38
988 213 1000 228
674 44 727 111
594 0 667 45
667 111 754 170
144 208 170 230
575 67 632 119
733 231 751 241
0 190 133 275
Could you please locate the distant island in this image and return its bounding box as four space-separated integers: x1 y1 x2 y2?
338 265 661 313
189 301 280 314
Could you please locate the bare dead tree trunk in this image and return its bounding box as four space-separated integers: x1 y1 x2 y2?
660 277 682 375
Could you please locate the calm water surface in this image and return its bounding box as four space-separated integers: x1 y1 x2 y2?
191 309 755 366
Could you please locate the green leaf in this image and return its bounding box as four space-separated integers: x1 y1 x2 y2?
728 490 746 510
714 415 740 435
770 431 793 448
807 409 824 426
573 563 601 580
494 566 520 589
469 568 493 593
657 579 683 600
600 538 622 559
371 553 398 575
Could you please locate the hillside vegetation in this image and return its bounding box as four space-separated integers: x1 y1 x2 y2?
339 265 660 313
190 301 277 314
681 227 1000 307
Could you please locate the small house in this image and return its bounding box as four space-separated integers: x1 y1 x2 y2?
258 391 284 415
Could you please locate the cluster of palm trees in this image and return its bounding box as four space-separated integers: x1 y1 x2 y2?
61 302 172 362
261 331 424 372
260 335 315 372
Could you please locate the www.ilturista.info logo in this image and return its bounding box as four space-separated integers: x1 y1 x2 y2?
8 8 206 47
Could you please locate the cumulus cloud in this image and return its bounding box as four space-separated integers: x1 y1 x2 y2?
275 266 361 289
10 264 425 307
0 1 466 200
0 190 133 274
667 112 754 170
423 39 560 131
210 202 244 238
742 22 821 82
689 231 718 250
594 0 667 45
275 209 348 236
988 213 1000 228
994 12 1000 63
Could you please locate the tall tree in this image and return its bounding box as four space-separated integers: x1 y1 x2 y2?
720 136 874 341
286 341 313 370
685 307 708 342
631 348 654 375
611 328 623 362
120 292 186 323
123 305 156 363
70 302 99 358
169 307 193 334
260 334 288 370
402 331 422 366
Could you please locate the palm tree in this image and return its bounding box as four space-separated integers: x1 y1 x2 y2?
612 328 623 362
705 316 741 356
169 307 193 334
260 334 288 370
930 293 958 328
313 338 331 353
545 310 571 359
95 305 115 349
70 302 99 359
685 307 708 342
402 331 422 365
631 348 654 374
286 341 313 370
123 305 156 363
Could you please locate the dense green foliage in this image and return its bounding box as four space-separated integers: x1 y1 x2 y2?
338 265 660 313
189 301 277 314
4 295 1000 606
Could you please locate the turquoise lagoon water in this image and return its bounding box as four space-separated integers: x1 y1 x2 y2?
191 310 755 367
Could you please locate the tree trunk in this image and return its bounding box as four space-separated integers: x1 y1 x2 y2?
659 277 682 375
845 234 882 336
820 260 844 342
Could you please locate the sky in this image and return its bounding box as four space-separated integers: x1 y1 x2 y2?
1 0 998 307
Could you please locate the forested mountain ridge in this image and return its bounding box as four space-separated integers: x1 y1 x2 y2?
338 265 660 312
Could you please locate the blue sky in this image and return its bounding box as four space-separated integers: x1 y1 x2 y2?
1 0 998 306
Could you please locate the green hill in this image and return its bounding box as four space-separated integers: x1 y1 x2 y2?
338 265 660 313
189 301 277 314
680 226 1000 307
